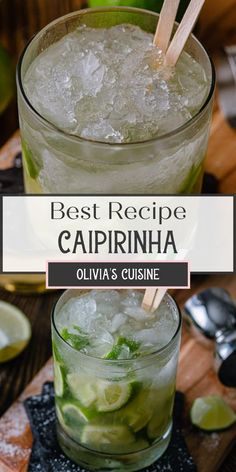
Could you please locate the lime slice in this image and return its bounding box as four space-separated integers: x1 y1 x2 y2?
67 373 97 407
190 396 236 431
81 423 135 448
54 362 64 397
96 380 131 412
0 301 31 363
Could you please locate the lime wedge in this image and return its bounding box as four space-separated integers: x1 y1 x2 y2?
120 389 152 432
128 439 149 451
62 402 93 425
81 423 135 448
54 362 64 397
67 373 97 407
52 340 63 364
21 139 42 180
190 396 236 431
0 301 31 363
96 380 131 412
147 410 169 438
56 404 68 431
56 403 81 441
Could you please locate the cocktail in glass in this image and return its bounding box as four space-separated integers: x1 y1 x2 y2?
52 289 181 470
17 7 215 196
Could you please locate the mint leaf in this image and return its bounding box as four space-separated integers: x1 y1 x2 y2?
60 328 90 351
105 336 140 360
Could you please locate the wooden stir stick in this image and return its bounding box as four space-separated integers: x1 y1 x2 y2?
142 287 167 313
142 0 206 313
153 0 181 53
165 0 206 66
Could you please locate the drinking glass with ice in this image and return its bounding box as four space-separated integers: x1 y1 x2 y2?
17 7 214 195
52 289 181 470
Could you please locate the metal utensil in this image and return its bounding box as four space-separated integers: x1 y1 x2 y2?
184 288 236 387
217 45 236 129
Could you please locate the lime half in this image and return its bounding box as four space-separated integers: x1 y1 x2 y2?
0 301 31 362
190 396 236 431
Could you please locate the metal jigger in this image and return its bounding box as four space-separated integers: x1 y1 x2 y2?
184 288 236 387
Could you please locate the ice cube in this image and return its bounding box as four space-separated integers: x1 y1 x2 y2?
109 313 127 333
90 290 120 317
121 290 142 307
117 344 131 359
58 295 97 333
24 24 208 143
123 306 148 321
79 50 106 96
134 328 158 346
88 329 114 357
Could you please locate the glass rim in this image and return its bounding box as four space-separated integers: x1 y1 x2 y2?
51 289 182 366
17 6 216 148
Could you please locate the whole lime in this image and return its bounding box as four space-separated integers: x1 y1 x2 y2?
0 45 15 115
88 1 163 12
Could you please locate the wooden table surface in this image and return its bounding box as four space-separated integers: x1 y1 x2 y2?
0 1 236 471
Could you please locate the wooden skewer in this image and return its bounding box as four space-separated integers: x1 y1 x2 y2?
165 0 206 66
153 0 181 53
151 288 167 313
141 287 167 313
141 288 156 312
